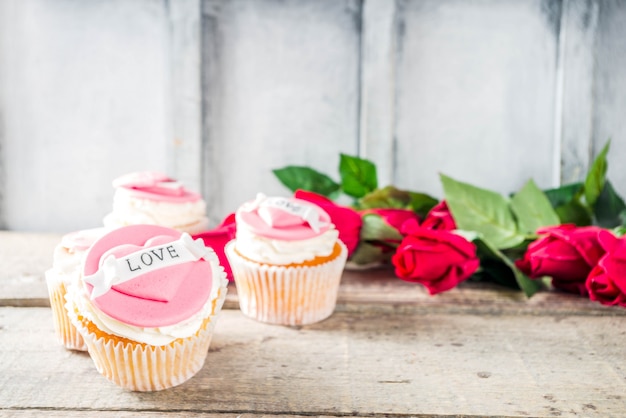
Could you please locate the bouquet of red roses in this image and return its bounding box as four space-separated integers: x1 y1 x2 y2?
269 141 626 308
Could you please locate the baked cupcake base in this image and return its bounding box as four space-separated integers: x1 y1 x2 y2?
66 282 227 392
45 272 87 351
226 241 347 326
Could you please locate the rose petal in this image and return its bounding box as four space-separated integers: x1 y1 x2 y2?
294 190 362 257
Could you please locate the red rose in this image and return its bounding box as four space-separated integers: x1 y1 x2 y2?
192 213 237 281
514 224 605 295
391 219 479 295
421 200 456 231
294 190 362 257
586 230 626 307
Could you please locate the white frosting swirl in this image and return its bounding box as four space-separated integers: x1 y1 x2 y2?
49 245 83 282
234 205 340 265
103 188 209 234
67 258 227 346
47 228 108 285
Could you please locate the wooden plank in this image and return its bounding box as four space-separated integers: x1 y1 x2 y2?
0 413 314 418
0 0 16 231
0 231 243 309
0 232 60 306
200 0 361 223
1 307 625 416
558 0 599 185
359 0 397 186
393 0 560 197
167 0 204 195
2 231 625 317
592 0 626 200
0 413 248 418
0 0 174 232
337 269 626 317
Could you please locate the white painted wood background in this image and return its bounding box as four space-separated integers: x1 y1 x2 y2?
0 0 624 232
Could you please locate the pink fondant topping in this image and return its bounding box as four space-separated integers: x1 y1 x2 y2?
112 171 201 203
83 225 214 327
237 195 332 240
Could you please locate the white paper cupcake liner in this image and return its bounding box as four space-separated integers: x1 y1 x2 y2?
45 271 87 351
67 282 227 391
226 241 347 326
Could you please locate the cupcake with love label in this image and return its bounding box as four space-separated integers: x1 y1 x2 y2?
225 194 348 325
65 225 228 391
103 171 209 234
45 227 108 351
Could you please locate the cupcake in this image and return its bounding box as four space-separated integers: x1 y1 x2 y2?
225 194 348 325
103 171 209 234
45 227 108 351
65 225 228 391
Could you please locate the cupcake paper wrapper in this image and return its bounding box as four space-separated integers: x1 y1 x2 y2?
67 282 227 392
226 241 347 326
45 272 87 351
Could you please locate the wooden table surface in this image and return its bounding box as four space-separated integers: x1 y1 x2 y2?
1 231 626 417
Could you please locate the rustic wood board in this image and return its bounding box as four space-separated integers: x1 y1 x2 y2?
0 232 61 306
1 307 625 417
2 231 625 318
394 0 560 197
594 0 626 198
2 0 626 232
0 0 180 232
0 413 316 418
201 0 361 222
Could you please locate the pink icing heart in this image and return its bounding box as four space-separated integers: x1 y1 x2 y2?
103 236 191 302
238 196 332 240
112 171 201 202
83 225 214 328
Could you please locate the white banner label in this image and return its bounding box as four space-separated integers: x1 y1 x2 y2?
83 233 214 299
260 197 322 232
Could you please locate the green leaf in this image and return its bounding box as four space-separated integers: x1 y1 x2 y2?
357 186 411 210
509 262 542 298
470 260 519 289
554 199 593 226
544 182 583 208
356 185 438 217
510 179 560 235
543 182 591 225
273 166 340 197
360 213 403 242
408 192 439 218
594 180 626 228
613 226 626 237
339 154 378 198
348 242 388 265
440 174 524 249
473 237 542 297
584 140 611 207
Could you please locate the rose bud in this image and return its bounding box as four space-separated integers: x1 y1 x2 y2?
294 189 362 257
392 219 480 295
515 224 605 295
586 230 626 307
421 200 456 231
192 213 237 281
